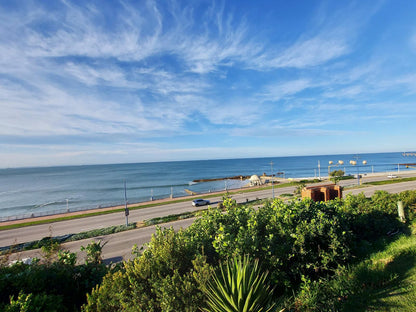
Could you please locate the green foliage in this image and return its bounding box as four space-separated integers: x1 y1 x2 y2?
144 211 196 226
40 239 61 263
201 255 277 312
81 240 105 265
4 291 62 312
340 192 406 245
292 221 416 312
0 261 108 311
7 190 414 312
69 223 137 242
83 227 210 311
189 198 352 293
293 182 306 195
57 250 77 266
329 169 345 184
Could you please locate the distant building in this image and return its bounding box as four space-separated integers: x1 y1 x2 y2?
249 175 262 186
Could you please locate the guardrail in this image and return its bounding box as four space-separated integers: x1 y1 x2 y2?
0 205 103 222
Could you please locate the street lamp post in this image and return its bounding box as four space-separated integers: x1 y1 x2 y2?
124 181 129 226
328 160 344 176
270 161 274 199
318 160 321 180
349 157 367 185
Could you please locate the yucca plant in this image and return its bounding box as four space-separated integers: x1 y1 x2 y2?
201 255 281 312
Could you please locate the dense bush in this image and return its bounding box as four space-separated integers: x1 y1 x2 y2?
0 242 109 312
187 198 352 292
83 227 211 312
3 190 416 311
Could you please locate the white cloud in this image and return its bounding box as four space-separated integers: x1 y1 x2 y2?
262 79 312 102
0 0 414 167
263 36 348 69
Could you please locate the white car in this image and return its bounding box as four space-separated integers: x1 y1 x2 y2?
387 174 398 178
192 199 210 207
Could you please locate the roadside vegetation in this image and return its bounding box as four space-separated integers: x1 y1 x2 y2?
2 190 416 311
82 190 416 311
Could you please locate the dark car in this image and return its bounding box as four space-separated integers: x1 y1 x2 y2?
192 199 210 207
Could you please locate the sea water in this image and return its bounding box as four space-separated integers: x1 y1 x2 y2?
0 152 414 220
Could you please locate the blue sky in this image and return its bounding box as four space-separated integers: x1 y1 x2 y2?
1 0 416 168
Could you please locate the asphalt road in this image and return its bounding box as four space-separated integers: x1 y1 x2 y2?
3 174 416 264
0 185 297 247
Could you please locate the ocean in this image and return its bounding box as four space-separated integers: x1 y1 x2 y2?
0 152 414 220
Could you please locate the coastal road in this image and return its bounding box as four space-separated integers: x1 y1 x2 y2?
0 185 297 247
344 180 416 197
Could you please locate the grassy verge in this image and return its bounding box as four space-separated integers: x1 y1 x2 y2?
296 221 416 311
365 176 416 186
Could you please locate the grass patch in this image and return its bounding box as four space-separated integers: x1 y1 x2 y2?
294 221 416 312
144 211 198 226
341 232 416 311
365 176 416 186
67 223 137 242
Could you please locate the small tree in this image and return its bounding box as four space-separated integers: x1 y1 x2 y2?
329 170 344 184
40 239 61 264
81 241 105 265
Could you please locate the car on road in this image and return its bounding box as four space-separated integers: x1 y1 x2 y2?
387 174 398 178
192 199 210 206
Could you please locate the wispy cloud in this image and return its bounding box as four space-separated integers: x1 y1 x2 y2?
0 0 415 167
259 35 349 69
261 79 313 102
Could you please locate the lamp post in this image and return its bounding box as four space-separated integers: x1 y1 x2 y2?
349 157 367 185
270 161 274 199
318 160 321 180
124 181 129 226
328 160 344 176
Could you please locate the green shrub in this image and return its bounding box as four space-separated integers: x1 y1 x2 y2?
0 261 108 311
3 291 62 312
83 227 210 311
81 240 105 265
201 255 278 312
